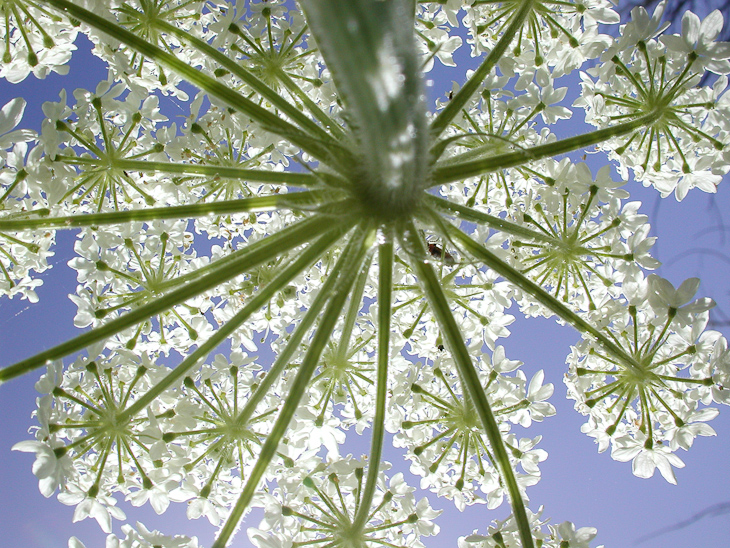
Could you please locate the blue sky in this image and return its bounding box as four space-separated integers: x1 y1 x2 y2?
2 12 730 548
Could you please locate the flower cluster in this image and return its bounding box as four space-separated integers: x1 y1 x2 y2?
459 508 600 548
391 348 553 510
1 1 729 548
577 2 730 199
250 458 440 548
0 97 55 301
565 274 730 483
70 522 200 548
0 0 77 83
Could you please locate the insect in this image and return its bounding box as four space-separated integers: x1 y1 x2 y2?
427 242 456 265
436 335 445 352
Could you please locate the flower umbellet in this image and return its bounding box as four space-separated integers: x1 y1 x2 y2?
1 1 730 547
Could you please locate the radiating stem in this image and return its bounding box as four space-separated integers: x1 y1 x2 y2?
401 222 534 548
153 19 345 149
0 214 336 382
233 235 370 428
56 157 326 185
0 191 331 231
353 238 393 531
429 0 535 140
40 0 341 167
431 112 660 185
275 70 348 141
445 222 641 373
212 222 376 548
424 193 553 244
335 258 371 362
119 223 351 421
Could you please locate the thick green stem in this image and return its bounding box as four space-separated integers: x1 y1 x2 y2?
0 214 336 383
352 239 392 531
212 223 376 548
0 191 330 231
300 0 429 216
40 0 340 167
401 223 534 548
431 113 659 185
119 224 350 421
429 0 535 141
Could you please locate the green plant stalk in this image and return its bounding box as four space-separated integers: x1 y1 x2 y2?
153 19 343 147
212 222 376 548
424 193 553 244
275 69 347 142
55 157 324 185
431 112 660 185
232 232 363 427
0 214 338 383
40 0 342 168
0 191 330 231
402 223 534 548
429 0 535 140
335 256 372 363
352 239 393 531
446 223 641 372
119 224 350 422
300 0 428 214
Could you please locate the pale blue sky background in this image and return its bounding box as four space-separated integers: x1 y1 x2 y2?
2 8 730 548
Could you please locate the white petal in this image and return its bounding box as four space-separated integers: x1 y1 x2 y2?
655 457 678 484
68 537 87 548
675 278 700 305
631 451 656 479
700 10 724 43
682 11 701 46
0 98 26 135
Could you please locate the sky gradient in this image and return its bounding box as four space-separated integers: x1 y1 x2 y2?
2 13 730 548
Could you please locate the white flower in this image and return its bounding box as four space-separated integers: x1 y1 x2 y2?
12 440 73 497
661 10 730 74
611 434 685 484
58 484 126 533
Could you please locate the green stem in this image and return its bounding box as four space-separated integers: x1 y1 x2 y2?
352 238 392 531
233 232 367 428
424 194 553 244
445 223 641 372
56 157 325 184
401 223 534 548
40 0 340 167
212 222 376 548
0 191 330 231
153 19 344 149
119 223 350 421
335 258 371 362
276 70 347 141
0 214 335 383
431 113 659 185
429 0 534 141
